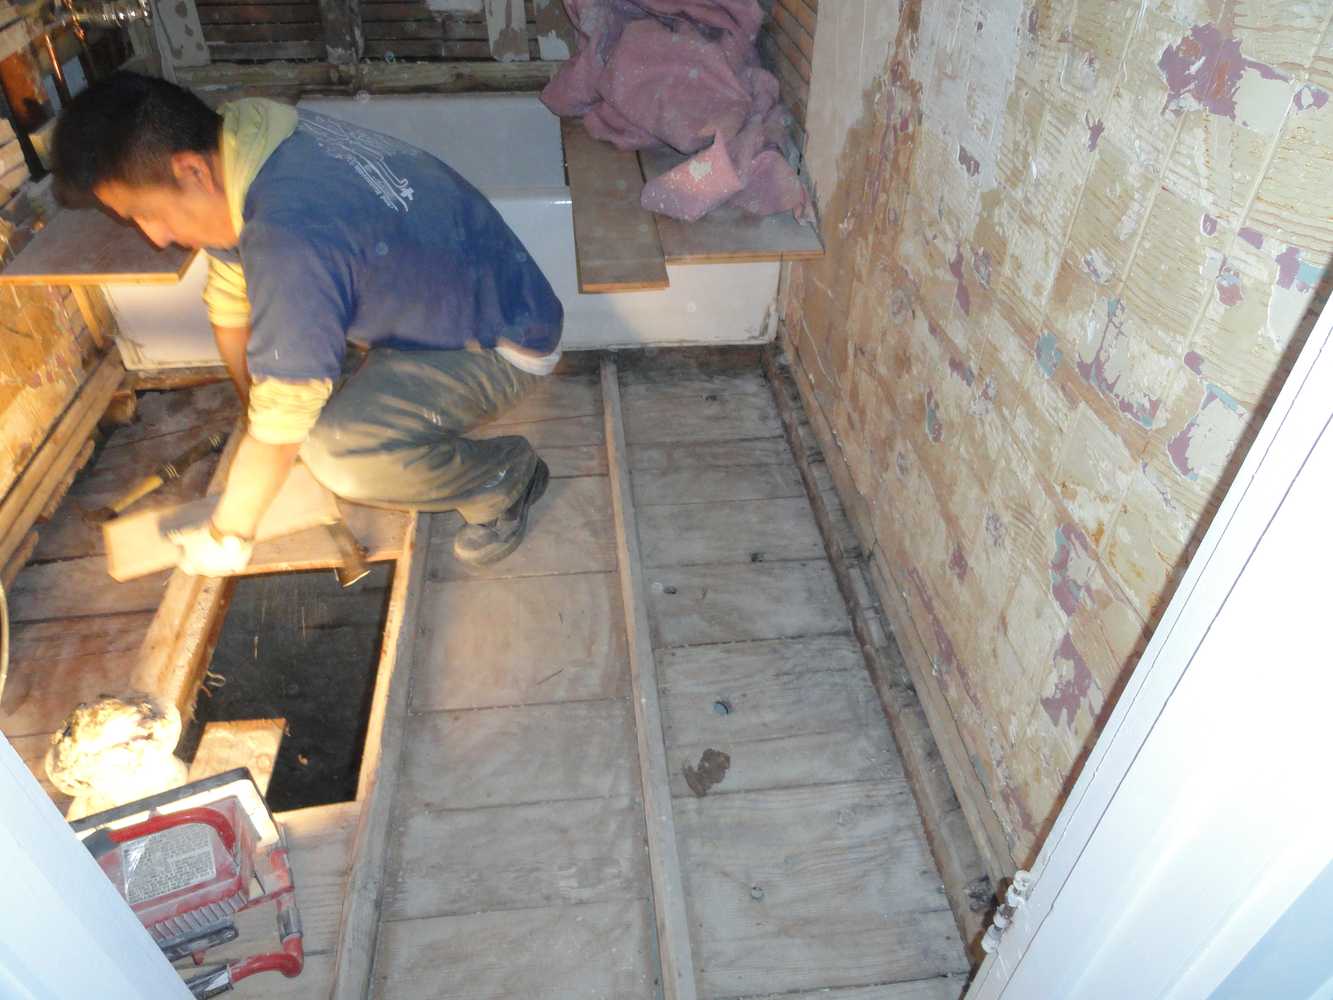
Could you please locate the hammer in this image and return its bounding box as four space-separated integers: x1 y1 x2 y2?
84 430 228 523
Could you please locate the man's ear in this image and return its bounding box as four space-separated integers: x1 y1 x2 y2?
170 150 219 194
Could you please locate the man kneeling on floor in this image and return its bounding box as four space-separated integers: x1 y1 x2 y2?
53 73 562 571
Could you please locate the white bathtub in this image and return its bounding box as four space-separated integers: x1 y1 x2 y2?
109 93 780 370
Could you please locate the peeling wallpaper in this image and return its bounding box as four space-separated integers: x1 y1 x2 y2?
783 0 1332 867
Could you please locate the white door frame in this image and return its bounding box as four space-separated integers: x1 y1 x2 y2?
967 292 1333 999
0 736 190 998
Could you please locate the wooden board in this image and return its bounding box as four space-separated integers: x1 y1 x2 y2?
632 456 805 506
673 781 968 996
647 559 851 649
186 718 285 793
385 795 649 921
601 359 698 1000
637 495 826 567
397 700 637 811
103 463 344 581
410 571 628 712
0 209 195 285
483 0 528 61
640 147 823 264
561 119 669 293
374 899 657 999
619 372 784 445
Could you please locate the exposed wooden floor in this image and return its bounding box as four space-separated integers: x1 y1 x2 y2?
367 359 968 998
2 357 968 998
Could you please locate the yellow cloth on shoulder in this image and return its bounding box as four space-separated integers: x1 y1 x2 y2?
201 98 298 329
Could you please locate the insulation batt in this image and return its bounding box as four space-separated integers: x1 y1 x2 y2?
542 0 812 222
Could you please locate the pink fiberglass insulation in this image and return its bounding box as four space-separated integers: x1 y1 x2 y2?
541 0 812 223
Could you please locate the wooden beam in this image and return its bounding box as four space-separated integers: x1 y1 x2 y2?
129 365 229 391
600 359 698 1000
175 58 560 95
331 512 426 1000
639 148 822 264
561 119 668 293
483 0 528 61
0 352 121 574
0 208 195 286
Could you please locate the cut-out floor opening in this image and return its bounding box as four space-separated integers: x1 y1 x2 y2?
180 564 394 811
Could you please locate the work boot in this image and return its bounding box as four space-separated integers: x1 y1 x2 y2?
453 458 550 565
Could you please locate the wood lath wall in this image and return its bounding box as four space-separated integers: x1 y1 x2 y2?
758 0 814 141
195 0 576 63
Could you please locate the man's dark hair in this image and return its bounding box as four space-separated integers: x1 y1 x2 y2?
52 72 221 207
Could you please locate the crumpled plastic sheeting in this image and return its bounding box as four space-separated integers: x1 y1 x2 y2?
541 0 812 223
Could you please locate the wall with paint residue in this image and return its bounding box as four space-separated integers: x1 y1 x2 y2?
781 0 1332 874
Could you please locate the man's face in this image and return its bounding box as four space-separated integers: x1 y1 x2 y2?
95 150 235 251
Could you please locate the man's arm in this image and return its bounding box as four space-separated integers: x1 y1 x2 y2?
214 323 252 408
211 433 302 540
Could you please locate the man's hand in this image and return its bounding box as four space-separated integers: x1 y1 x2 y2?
167 520 253 577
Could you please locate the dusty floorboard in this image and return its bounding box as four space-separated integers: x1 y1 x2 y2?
374 373 660 998
619 361 969 999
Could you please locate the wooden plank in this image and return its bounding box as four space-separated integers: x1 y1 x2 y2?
640 147 822 264
374 899 656 999
485 371 601 425
186 718 285 793
0 209 194 285
743 982 969 1000
68 285 111 350
638 496 826 567
399 700 636 810
427 475 616 581
561 119 669 293
628 436 793 472
126 424 242 711
601 359 698 1000
204 22 322 42
206 39 326 59
237 503 408 576
765 347 999 956
633 460 805 506
8 558 168 621
197 4 319 23
1 632 144 737
620 371 783 445
0 353 122 571
483 0 528 61
329 513 424 1000
8 732 71 813
410 571 628 711
385 795 649 921
102 462 344 581
647 559 850 649
674 781 968 996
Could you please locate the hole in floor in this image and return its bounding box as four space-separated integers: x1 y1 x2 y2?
178 564 394 811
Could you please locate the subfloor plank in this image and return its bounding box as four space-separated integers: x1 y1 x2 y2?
674 781 968 996
410 572 629 712
375 899 657 999
427 476 617 581
385 795 649 921
737 980 967 1000
7 557 169 621
669 729 900 799
638 496 826 568
622 378 783 446
646 560 851 648
632 460 805 506
627 437 794 472
398 700 637 810
0 650 141 737
8 732 70 812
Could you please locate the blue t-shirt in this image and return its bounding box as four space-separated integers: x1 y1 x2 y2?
214 110 563 382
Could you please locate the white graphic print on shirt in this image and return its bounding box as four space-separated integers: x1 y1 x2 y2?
299 113 417 213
